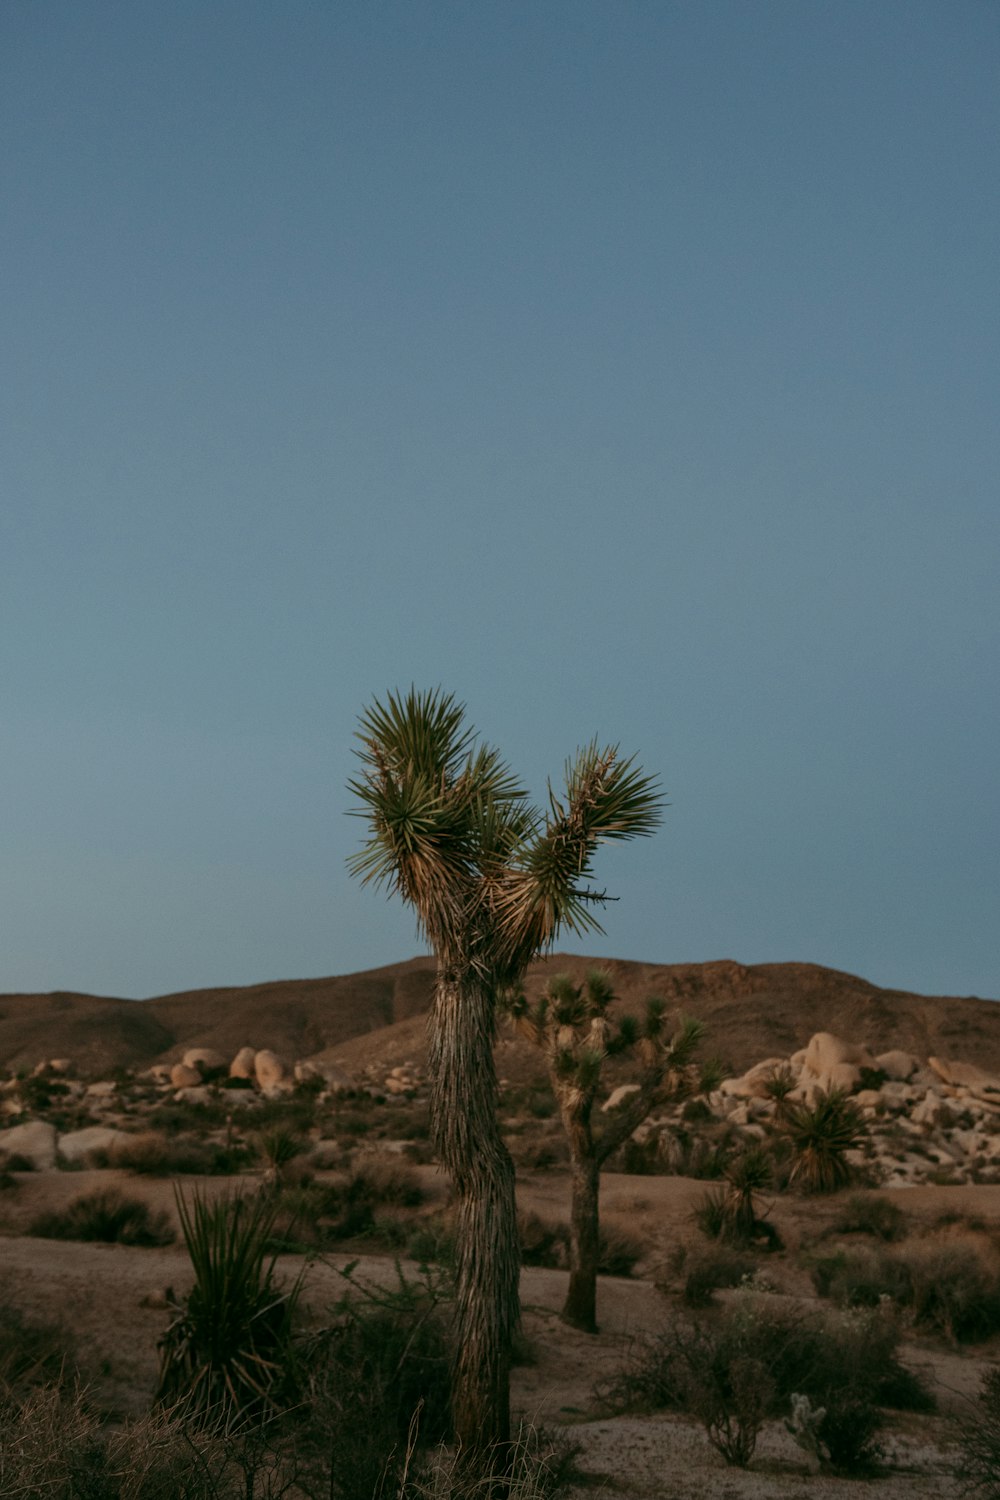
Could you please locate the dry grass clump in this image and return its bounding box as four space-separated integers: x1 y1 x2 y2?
29 1187 175 1247
92 1131 250 1177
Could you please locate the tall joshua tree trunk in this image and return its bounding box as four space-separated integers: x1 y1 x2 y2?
429 968 520 1464
349 689 664 1486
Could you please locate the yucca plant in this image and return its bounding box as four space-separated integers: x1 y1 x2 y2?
255 1125 308 1188
762 1063 798 1119
695 1146 774 1247
156 1188 303 1429
782 1089 866 1194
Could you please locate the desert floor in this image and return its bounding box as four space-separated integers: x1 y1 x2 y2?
3 1164 999 1497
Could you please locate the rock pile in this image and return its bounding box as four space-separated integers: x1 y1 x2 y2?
635 1030 1000 1188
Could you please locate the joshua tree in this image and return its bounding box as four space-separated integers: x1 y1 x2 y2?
347 689 662 1474
508 971 702 1332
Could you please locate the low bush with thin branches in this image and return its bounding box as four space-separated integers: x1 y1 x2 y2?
600 1288 931 1473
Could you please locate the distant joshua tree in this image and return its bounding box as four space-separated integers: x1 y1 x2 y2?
508 971 703 1331
348 689 662 1479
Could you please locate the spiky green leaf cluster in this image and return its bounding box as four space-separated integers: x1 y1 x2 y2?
348 690 664 973
156 1189 303 1428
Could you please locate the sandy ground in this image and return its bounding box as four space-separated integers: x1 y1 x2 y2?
2 1167 998 1498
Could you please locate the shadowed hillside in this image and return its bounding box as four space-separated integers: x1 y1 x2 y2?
0 954 995 1076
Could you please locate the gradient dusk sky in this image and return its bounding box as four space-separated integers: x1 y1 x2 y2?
2 1 998 1001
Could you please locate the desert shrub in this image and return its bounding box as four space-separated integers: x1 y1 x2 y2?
96 1131 249 1177
959 1365 1000 1499
407 1212 459 1269
812 1235 1000 1343
414 1420 585 1500
597 1225 644 1277
902 1238 1000 1343
682 1248 757 1308
518 1211 569 1267
147 1098 232 1133
0 1299 77 1398
600 1291 930 1472
297 1262 452 1500
29 1188 174 1246
263 1160 425 1252
156 1188 303 1429
831 1193 908 1242
807 1243 913 1308
0 1386 300 1499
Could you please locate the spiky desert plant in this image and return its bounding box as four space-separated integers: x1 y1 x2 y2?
255 1125 307 1188
762 1063 798 1119
696 1146 774 1247
782 1089 866 1194
156 1188 303 1429
508 971 702 1331
348 688 662 1479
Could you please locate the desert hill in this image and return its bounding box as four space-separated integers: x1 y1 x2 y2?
0 954 996 1078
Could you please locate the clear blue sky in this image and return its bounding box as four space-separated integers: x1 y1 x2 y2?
2 1 997 1001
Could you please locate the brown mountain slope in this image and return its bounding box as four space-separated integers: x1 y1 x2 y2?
0 954 995 1077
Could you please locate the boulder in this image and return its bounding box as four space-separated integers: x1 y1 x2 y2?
0 1119 58 1169
295 1060 352 1091
603 1084 641 1112
928 1057 1000 1094
719 1058 789 1099
173 1085 214 1105
146 1064 173 1085
912 1093 949 1128
230 1047 257 1080
803 1033 875 1080
254 1050 286 1089
182 1048 228 1075
385 1076 412 1095
58 1125 131 1163
876 1050 919 1082
170 1063 201 1089
85 1081 117 1098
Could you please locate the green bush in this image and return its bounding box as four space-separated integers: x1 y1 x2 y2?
29 1188 174 1246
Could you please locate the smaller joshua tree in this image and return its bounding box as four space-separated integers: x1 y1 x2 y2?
508 971 703 1332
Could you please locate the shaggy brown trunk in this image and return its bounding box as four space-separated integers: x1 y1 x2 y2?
560 1101 600 1333
429 969 520 1477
